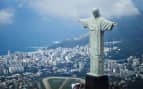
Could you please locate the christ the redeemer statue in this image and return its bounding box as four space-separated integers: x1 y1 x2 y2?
79 8 117 89
80 8 117 76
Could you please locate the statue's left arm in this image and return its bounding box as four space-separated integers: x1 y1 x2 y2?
101 18 117 31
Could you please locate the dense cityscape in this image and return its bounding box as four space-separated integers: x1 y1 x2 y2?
0 41 143 89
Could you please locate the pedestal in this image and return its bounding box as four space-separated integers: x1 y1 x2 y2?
86 74 109 89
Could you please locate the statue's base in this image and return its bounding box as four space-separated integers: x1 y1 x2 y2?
86 73 109 89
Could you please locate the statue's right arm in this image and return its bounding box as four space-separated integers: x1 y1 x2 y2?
79 19 88 28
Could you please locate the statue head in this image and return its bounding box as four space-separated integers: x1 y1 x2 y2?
92 8 100 18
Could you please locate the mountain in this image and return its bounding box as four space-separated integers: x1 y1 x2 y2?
49 33 89 48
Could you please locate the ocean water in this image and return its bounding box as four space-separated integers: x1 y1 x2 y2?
0 26 86 55
0 32 85 55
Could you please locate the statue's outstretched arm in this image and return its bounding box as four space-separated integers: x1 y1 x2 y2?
79 18 88 28
102 18 117 31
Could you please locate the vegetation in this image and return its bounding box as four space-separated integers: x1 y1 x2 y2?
48 78 65 89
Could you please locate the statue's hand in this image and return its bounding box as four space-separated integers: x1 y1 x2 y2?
79 19 84 23
113 22 117 26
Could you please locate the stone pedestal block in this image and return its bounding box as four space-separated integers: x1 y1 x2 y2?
86 74 109 89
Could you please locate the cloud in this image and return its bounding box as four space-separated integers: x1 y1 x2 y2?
26 0 140 19
0 9 14 24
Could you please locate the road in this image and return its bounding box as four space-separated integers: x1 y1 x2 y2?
42 77 85 89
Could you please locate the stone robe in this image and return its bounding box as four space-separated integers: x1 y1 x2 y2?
80 16 115 76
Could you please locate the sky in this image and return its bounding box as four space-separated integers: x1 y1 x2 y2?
0 0 142 54
0 0 141 25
